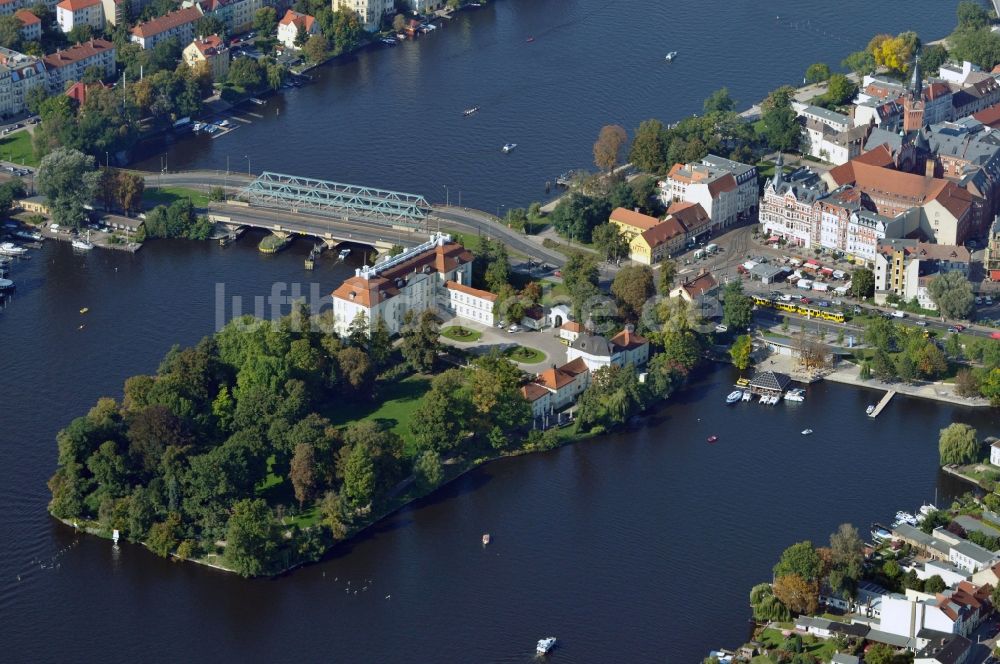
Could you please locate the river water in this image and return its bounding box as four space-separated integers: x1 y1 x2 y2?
138 0 958 210
3 1 989 661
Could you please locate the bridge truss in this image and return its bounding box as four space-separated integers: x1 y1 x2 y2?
241 172 431 226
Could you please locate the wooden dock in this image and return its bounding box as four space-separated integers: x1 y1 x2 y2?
868 390 896 418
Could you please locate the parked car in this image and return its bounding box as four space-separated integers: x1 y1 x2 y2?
953 324 966 332
496 320 506 328
714 324 728 333
915 320 927 326
948 326 959 333
508 324 520 333
800 297 811 305
817 300 830 307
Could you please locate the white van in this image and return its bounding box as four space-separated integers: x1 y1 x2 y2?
694 249 706 259
892 310 906 318
706 243 719 254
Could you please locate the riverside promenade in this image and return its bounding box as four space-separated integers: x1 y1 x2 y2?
824 361 991 408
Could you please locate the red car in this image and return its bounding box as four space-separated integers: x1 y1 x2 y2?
954 324 966 332
800 297 811 305
991 331 1000 340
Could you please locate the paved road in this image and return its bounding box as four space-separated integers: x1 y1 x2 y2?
141 171 569 266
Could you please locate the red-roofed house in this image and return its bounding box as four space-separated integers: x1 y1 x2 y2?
277 9 318 50
609 206 661 238
14 9 39 41
56 0 104 33
669 269 718 302
443 280 496 327
43 39 116 92
660 158 752 229
628 214 687 265
0 0 24 17
183 34 229 81
520 357 591 420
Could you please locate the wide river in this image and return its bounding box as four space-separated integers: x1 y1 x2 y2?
4 1 992 661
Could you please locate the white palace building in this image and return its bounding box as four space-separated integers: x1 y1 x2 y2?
331 233 497 336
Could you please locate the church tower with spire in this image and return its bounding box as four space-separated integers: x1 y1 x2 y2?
902 54 925 133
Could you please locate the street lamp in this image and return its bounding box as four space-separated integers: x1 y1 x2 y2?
443 184 449 207
244 154 251 177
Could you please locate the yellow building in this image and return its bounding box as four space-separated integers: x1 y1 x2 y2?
609 206 661 239
183 35 229 82
628 217 687 265
17 196 49 214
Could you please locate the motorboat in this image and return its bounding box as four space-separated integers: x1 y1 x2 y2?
726 390 743 404
502 143 517 153
249 97 265 105
463 106 480 116
801 429 813 435
0 242 26 256
13 229 41 241
536 637 556 655
665 51 678 62
758 394 768 404
72 231 94 251
482 533 490 545
0 277 13 292
707 435 719 443
338 248 351 260
894 511 917 527
784 388 805 402
741 391 752 402
866 404 876 415
919 503 938 517
526 36 535 43
871 523 892 542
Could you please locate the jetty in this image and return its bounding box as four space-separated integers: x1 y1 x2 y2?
868 390 896 418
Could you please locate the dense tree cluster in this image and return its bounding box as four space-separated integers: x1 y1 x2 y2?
47 313 415 576
138 199 214 240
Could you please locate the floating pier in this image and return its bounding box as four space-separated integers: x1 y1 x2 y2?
868 390 896 418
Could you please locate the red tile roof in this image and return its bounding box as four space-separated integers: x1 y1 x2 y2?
561 321 583 333
668 201 711 234
131 6 203 39
677 270 718 298
14 9 39 25
610 207 660 232
974 103 1000 128
42 39 114 68
639 216 686 249
190 34 224 56
445 280 497 302
521 382 549 402
279 9 316 32
610 327 648 351
57 0 100 10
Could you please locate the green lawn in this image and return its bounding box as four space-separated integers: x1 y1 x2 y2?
757 627 839 660
441 325 482 342
325 374 431 455
504 345 546 364
0 130 37 167
144 186 210 209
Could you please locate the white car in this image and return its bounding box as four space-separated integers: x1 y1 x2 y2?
508 325 520 333
915 320 927 326
714 324 728 333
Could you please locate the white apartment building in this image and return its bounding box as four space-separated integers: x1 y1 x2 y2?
660 157 753 231
41 39 116 92
130 5 203 50
56 0 105 33
333 0 392 32
331 234 487 337
0 47 44 117
566 326 649 372
14 9 40 41
191 0 263 35
277 9 318 50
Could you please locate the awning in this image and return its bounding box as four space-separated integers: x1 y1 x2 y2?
766 236 780 243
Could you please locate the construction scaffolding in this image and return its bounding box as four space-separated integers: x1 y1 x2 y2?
241 172 431 226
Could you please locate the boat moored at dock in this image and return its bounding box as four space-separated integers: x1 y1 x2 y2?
726 390 743 404
0 242 27 256
784 388 805 402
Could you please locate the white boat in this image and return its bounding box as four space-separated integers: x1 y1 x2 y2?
249 97 265 105
866 404 876 415
801 429 813 435
871 525 892 541
502 143 517 153
665 51 678 62
482 533 490 545
13 230 41 241
919 503 938 517
71 231 94 251
0 241 26 256
726 390 743 404
741 391 752 402
536 637 557 655
784 388 805 402
758 394 768 404
338 248 351 260
894 511 917 527
463 106 480 116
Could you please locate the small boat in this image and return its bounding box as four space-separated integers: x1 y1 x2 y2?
482 533 490 545
919 503 938 517
801 429 813 435
866 404 876 415
536 637 556 655
72 232 94 251
871 523 892 541
502 143 517 153
665 51 678 62
249 97 265 106
0 277 14 291
338 248 351 260
13 230 41 241
707 435 718 443
526 36 535 43
463 106 480 116
741 391 752 402
0 242 26 256
726 390 743 404
79 307 88 314
784 388 805 402
894 511 917 527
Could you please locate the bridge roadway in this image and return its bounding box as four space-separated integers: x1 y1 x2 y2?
144 170 567 266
